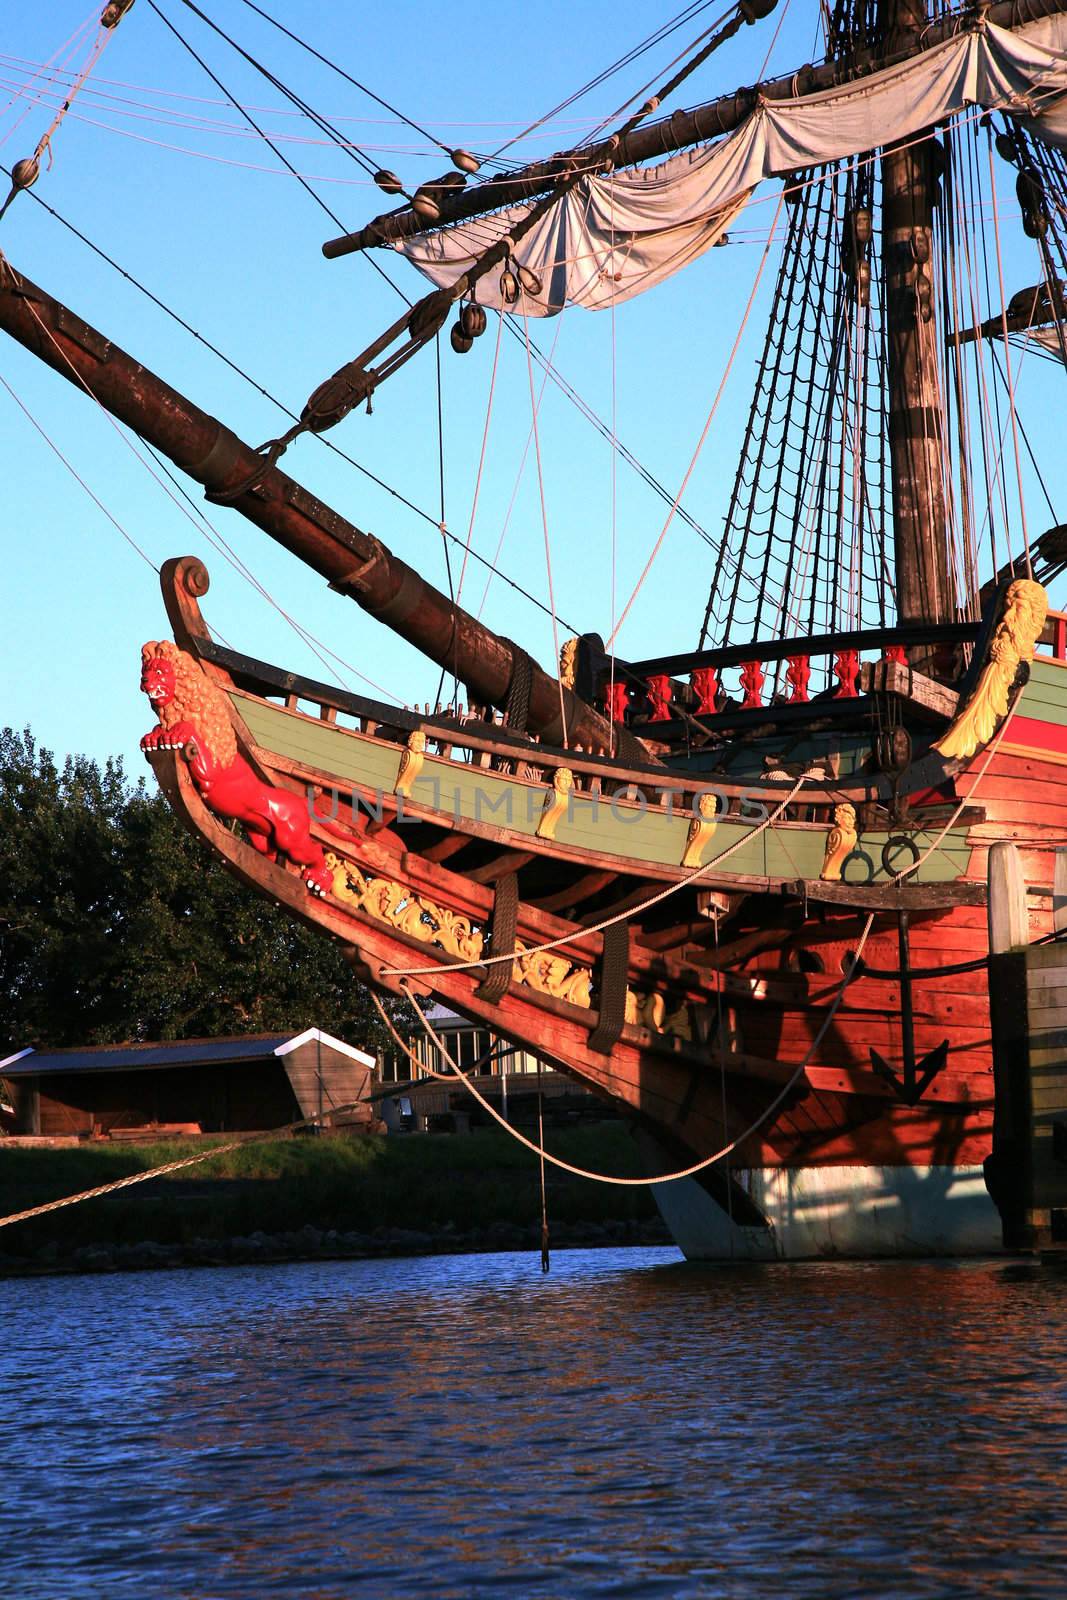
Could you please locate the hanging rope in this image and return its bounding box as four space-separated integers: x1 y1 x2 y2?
520 305 568 745
0 371 159 572
371 909 876 1190
608 191 785 651
456 311 504 604
0 1083 396 1234
381 773 809 980
537 1057 550 1271
986 131 1032 577
0 9 122 224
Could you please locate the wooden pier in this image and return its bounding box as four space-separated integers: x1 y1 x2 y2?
987 844 1067 1252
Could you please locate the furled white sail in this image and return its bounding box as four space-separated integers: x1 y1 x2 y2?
1032 324 1067 360
394 17 1067 315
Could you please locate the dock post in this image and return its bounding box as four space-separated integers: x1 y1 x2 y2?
986 842 1067 1251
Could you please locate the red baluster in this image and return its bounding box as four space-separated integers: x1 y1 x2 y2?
690 666 719 716
646 674 673 722
785 655 810 703
884 643 907 666
1055 616 1067 660
834 649 860 698
605 681 630 723
739 660 764 710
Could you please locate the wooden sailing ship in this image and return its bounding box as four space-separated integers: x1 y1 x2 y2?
4 0 1067 1256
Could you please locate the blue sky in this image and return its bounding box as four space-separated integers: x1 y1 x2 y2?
1 0 1062 771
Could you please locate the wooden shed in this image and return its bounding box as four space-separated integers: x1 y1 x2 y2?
0 1028 379 1140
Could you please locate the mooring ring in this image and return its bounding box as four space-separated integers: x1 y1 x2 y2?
881 834 920 876
841 848 875 885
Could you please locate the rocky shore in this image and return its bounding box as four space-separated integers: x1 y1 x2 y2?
0 1124 672 1276
0 1214 673 1277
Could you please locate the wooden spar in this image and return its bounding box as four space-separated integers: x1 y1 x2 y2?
880 0 954 627
0 260 614 752
322 0 1067 259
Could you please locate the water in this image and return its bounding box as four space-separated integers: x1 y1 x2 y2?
2 1249 1065 1599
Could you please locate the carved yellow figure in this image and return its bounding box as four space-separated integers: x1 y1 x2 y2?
537 767 574 841
681 791 718 869
935 579 1048 760
394 730 427 799
821 803 858 882
424 903 485 963
559 967 593 1009
559 638 578 690
325 852 367 908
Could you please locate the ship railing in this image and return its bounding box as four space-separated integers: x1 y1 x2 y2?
1038 609 1067 661
615 620 984 734
199 638 849 827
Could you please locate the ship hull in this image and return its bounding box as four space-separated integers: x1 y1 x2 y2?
648 1159 1001 1260
138 560 1067 1261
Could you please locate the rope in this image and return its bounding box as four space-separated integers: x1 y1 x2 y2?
488 0 731 161
0 19 113 223
145 0 410 307
0 370 158 572
0 1088 390 1234
537 1057 550 1271
382 675 1022 985
986 133 1032 576
475 872 520 1004
520 306 568 746
0 53 682 143
0 12 97 158
371 907 876 1189
234 0 461 163
587 919 630 1056
607 191 785 650
890 687 1023 885
455 310 504 605
380 774 809 979
501 639 535 735
0 1141 245 1231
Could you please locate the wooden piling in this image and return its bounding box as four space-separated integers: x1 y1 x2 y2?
987 843 1067 1250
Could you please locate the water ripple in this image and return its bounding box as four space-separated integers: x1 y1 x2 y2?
2 1250 1066 1597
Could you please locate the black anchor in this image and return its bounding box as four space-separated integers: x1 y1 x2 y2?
869 910 950 1106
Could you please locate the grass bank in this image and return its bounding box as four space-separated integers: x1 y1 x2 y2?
0 1125 668 1272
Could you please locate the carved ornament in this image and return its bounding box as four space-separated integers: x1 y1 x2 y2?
325 851 691 1039
934 579 1048 761
821 802 858 882
681 792 718 869
536 767 574 841
140 639 332 897
394 730 427 799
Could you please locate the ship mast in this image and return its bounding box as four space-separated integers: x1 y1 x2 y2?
879 0 954 624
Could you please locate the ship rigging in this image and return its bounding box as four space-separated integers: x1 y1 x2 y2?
3 0 1067 1258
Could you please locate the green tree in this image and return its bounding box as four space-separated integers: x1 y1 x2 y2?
0 727 411 1052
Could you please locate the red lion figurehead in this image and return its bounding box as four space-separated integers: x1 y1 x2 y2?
141 643 177 709
138 637 331 897
139 640 237 766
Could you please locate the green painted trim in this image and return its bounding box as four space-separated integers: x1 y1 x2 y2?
233 693 970 885
1017 688 1067 728
1029 657 1067 690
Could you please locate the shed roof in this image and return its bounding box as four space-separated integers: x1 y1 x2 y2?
0 1028 374 1079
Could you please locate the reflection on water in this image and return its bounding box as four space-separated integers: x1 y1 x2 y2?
2 1249 1066 1598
